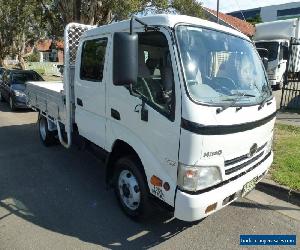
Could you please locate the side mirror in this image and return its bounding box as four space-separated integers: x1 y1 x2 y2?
262 57 268 70
113 32 138 86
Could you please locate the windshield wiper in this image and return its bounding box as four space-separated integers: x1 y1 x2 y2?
258 86 272 110
258 93 271 110
216 92 256 114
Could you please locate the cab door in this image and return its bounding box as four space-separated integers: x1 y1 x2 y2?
75 35 110 149
107 30 181 205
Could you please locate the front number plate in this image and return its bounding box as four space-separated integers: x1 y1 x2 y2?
242 177 258 197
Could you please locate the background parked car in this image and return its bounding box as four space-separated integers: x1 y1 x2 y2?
0 70 44 111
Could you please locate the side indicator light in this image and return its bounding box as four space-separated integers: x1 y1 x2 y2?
205 203 217 214
150 175 162 187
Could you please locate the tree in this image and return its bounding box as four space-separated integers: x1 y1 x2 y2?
0 0 205 67
246 14 262 25
172 0 204 17
39 0 205 36
0 1 15 66
0 0 46 68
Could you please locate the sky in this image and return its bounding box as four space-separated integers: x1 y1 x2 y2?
200 0 300 13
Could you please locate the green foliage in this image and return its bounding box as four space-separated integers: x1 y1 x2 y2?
34 68 46 75
246 14 262 25
171 0 204 17
26 51 40 62
39 0 205 36
0 0 205 67
0 0 46 68
271 124 300 190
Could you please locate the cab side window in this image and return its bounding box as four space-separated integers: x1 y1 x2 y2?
80 38 108 82
133 32 175 120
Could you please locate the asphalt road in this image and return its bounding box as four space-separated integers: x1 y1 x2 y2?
0 101 299 250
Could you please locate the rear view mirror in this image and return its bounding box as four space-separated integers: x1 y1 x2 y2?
113 32 138 86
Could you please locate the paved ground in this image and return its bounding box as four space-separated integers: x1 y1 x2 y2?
0 102 299 250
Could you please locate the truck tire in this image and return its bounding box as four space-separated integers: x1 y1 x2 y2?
38 116 56 146
114 156 152 220
0 92 4 102
9 97 16 111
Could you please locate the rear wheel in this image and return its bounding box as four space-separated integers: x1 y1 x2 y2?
39 116 56 146
114 156 152 220
0 92 4 102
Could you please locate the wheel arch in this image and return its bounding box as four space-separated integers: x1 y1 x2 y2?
105 139 146 186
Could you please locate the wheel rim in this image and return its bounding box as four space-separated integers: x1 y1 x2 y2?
39 118 47 141
118 170 140 210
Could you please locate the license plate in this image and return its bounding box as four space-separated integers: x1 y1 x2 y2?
242 177 258 197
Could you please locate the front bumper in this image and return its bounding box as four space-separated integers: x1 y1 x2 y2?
174 152 273 222
14 96 28 108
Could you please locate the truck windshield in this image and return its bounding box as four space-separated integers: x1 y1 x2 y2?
176 26 271 106
255 42 279 62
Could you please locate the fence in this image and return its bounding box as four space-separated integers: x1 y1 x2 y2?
280 38 300 112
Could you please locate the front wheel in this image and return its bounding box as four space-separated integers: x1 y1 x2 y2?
114 156 152 220
9 97 16 111
39 116 56 146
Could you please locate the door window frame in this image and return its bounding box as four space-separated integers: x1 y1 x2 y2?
78 35 109 84
130 29 177 122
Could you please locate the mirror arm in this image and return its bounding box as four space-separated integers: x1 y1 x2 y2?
128 84 141 98
130 16 148 34
130 16 159 34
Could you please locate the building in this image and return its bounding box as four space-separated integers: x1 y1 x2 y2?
35 40 64 63
204 7 255 37
228 1 300 22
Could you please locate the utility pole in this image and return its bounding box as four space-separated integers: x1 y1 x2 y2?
217 0 220 23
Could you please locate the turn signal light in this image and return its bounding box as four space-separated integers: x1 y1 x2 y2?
205 203 217 214
150 175 162 187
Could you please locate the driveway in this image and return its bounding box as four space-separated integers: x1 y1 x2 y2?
0 102 299 250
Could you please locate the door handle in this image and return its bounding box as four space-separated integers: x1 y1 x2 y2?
77 98 83 106
111 108 121 120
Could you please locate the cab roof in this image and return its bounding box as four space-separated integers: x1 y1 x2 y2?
84 14 250 41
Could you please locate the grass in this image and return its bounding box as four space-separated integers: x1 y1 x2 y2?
43 75 62 81
271 124 300 191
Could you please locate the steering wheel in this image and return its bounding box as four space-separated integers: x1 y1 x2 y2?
210 77 237 95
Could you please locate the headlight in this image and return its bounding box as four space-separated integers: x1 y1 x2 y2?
14 90 26 97
178 163 222 192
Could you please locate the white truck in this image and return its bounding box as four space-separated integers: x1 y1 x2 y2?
25 15 276 222
254 18 300 90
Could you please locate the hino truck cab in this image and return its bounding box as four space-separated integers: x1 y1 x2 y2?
255 40 289 89
254 18 300 90
26 15 276 222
